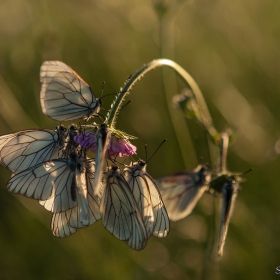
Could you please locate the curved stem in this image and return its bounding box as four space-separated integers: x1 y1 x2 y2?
105 59 219 144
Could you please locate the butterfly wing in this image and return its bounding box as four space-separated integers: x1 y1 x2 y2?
100 168 147 250
157 165 210 221
51 159 101 237
40 60 101 121
144 171 170 238
124 162 169 238
7 159 77 212
0 128 67 173
123 166 155 237
92 124 111 196
217 177 239 256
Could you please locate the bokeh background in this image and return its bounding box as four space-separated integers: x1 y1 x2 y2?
0 0 279 279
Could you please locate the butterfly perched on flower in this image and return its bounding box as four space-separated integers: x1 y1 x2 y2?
40 61 102 121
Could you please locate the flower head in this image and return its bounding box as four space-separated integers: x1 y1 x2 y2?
74 130 137 157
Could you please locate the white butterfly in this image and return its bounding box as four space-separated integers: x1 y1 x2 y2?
51 160 102 238
124 160 170 238
156 165 211 221
7 153 101 226
217 176 239 256
0 125 67 174
40 61 102 121
100 165 148 250
92 123 111 196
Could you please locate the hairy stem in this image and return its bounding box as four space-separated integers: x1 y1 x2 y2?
106 59 218 145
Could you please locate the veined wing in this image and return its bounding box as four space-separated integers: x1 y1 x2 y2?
123 163 154 237
157 165 211 221
92 124 111 196
125 161 169 238
51 159 102 237
100 166 148 250
40 60 101 121
218 176 239 256
0 126 67 173
7 156 79 213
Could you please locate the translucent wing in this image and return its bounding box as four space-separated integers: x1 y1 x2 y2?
124 161 169 238
157 165 211 221
6 154 83 213
92 124 111 196
0 126 67 173
100 166 148 250
218 176 239 256
40 60 102 121
51 160 102 237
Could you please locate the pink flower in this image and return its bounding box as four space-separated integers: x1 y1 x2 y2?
108 137 137 157
74 131 137 157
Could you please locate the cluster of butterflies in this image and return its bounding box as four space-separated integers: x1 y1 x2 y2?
0 61 171 251
0 60 242 254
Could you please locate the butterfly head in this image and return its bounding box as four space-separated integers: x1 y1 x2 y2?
57 124 67 133
138 160 146 167
111 165 119 171
69 124 79 136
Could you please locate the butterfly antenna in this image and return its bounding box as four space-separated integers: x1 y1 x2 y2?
97 113 105 122
145 144 148 162
147 139 167 164
240 168 253 176
101 81 105 98
120 99 132 111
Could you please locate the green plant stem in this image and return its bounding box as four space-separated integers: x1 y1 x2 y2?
218 132 229 174
106 59 218 145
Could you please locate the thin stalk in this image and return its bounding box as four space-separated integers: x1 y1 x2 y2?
159 16 187 167
106 59 218 144
218 132 229 174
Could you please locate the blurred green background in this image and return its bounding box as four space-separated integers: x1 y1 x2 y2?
0 0 279 279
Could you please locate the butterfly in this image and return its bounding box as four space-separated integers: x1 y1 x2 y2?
156 165 211 221
92 123 111 196
7 153 101 224
0 125 67 174
51 160 102 238
123 160 169 238
217 176 239 256
40 60 102 121
100 165 148 250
